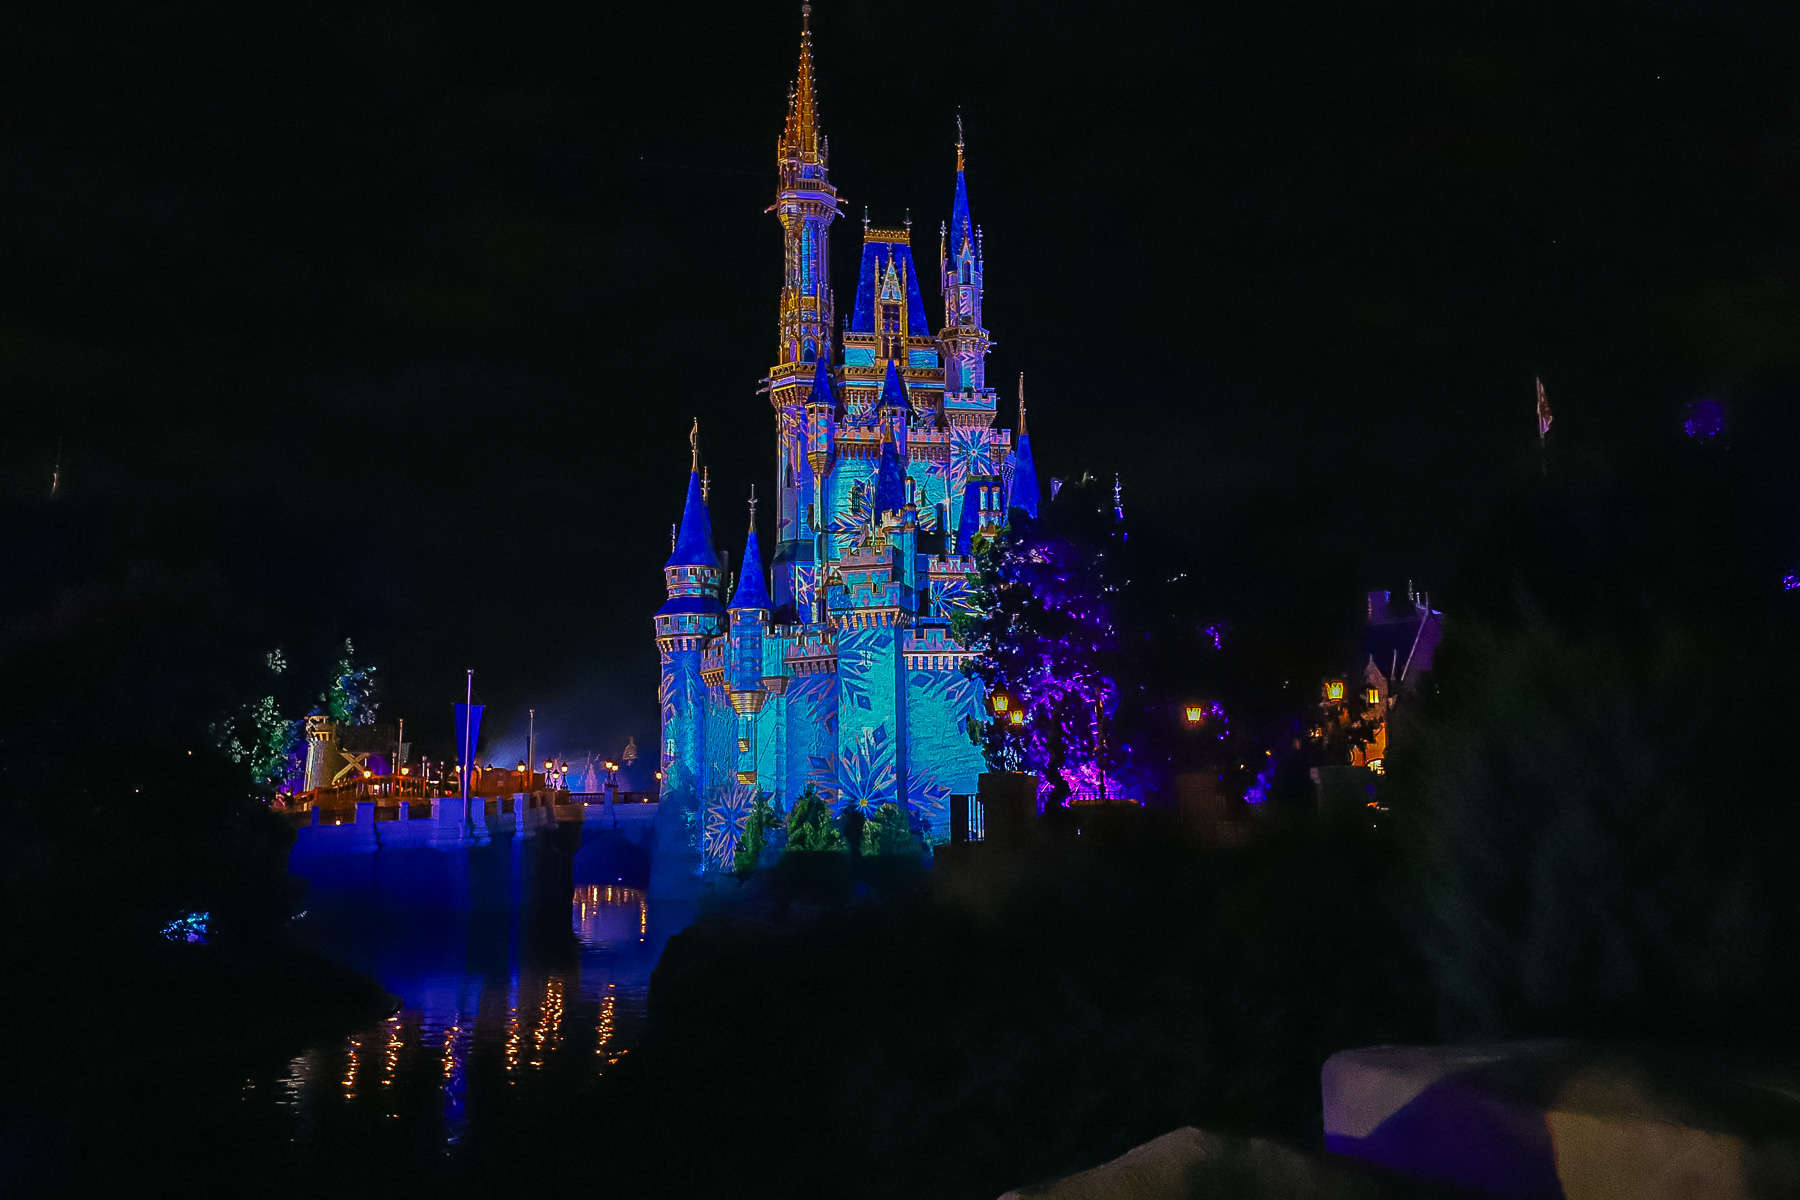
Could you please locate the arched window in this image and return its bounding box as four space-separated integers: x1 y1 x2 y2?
803 339 817 363
960 261 971 285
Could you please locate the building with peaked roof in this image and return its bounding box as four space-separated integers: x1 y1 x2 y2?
652 6 1041 871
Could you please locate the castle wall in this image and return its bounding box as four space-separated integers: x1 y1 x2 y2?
902 661 988 843
783 668 839 809
834 622 904 816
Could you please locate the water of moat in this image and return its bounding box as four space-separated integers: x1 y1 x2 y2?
54 857 680 1191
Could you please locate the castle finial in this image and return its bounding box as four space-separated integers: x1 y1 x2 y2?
670 523 677 553
747 483 759 532
689 417 700 472
701 464 711 504
955 110 965 171
863 205 870 232
1017 371 1027 437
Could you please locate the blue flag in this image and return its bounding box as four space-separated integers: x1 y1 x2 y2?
454 702 484 770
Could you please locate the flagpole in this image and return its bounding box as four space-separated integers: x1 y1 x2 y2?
462 668 474 832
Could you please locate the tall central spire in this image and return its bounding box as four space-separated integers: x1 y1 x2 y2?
768 2 841 617
782 3 821 160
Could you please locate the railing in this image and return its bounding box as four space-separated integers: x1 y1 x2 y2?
289 771 544 809
285 789 568 829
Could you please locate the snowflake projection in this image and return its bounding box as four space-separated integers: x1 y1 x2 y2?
793 563 817 620
701 782 763 870
927 575 979 621
786 673 839 740
657 667 677 778
947 427 995 498
908 771 951 841
829 480 872 555
903 669 985 835
836 726 897 814
837 640 877 716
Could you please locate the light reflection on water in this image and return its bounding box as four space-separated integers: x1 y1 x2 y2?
240 878 660 1160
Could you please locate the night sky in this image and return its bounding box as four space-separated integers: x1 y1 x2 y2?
6 2 1798 765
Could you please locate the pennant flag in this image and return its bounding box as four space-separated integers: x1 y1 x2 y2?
1536 377 1553 440
454 702 484 770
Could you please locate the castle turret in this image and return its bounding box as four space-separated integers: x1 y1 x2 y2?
654 421 726 797
940 121 996 429
726 492 770 790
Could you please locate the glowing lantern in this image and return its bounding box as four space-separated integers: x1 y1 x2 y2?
1008 709 1024 726
991 693 1010 714
1325 680 1345 702
1183 703 1205 726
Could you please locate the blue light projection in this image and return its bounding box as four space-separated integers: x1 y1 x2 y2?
652 12 1019 868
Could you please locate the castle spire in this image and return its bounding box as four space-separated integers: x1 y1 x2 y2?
729 488 771 610
1009 372 1040 518
940 123 990 402
781 3 821 159
668 422 718 568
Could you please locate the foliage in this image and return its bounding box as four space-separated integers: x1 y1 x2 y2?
732 791 779 873
210 650 304 795
325 638 379 727
859 802 917 857
783 784 845 853
959 476 1133 807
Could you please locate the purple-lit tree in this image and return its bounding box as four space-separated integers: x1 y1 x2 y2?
957 476 1132 809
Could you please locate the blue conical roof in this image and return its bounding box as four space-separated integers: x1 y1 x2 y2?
728 521 770 610
666 470 717 568
954 479 987 554
806 352 837 409
873 426 906 516
1008 432 1040 519
878 358 910 411
951 163 974 259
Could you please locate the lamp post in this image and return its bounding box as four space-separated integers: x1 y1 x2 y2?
603 760 620 823
527 708 535 789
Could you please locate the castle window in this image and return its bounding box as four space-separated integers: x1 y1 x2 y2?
1366 687 1381 705
960 261 970 285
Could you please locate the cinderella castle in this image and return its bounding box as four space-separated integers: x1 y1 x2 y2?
653 6 1041 871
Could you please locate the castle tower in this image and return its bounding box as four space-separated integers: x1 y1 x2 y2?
768 3 841 615
654 421 725 798
940 122 995 428
726 491 771 793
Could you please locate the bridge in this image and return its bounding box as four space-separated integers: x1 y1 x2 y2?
287 788 663 913
288 790 658 854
